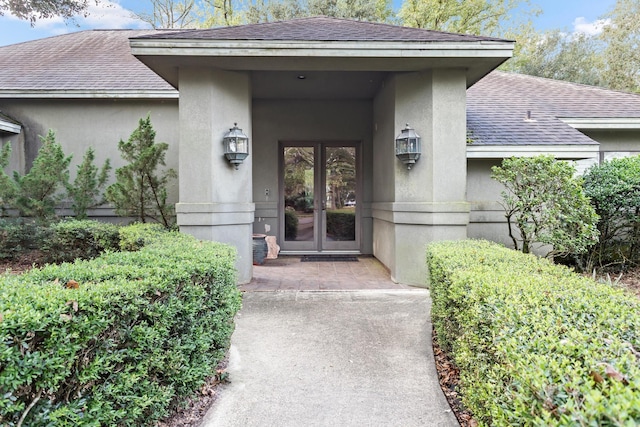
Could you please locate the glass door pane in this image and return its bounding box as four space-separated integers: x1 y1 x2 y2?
323 145 358 250
283 146 316 247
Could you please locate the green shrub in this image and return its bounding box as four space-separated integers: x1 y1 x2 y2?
11 130 72 223
583 155 640 269
491 155 599 257
0 142 16 216
326 211 355 240
0 226 241 426
41 219 120 263
66 147 111 220
427 240 640 426
284 209 298 240
105 116 176 228
118 222 168 251
0 218 46 260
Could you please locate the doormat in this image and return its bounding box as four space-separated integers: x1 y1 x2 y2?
301 255 359 262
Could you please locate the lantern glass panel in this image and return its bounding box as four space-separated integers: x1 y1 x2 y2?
396 137 407 155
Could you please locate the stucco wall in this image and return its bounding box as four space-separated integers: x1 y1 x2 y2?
581 129 640 156
371 75 397 272
466 158 513 246
372 69 470 286
176 68 254 284
252 98 374 254
0 98 179 218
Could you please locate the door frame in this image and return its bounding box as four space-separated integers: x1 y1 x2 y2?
278 140 362 254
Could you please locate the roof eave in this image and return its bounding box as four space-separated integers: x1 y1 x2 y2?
466 144 600 160
561 117 640 130
0 89 179 99
130 39 514 58
0 118 21 134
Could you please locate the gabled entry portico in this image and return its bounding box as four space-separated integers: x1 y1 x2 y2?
131 17 514 285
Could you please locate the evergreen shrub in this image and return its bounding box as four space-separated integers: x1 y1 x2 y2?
583 155 640 268
0 226 241 426
118 222 168 251
427 240 640 426
0 218 46 260
41 220 120 263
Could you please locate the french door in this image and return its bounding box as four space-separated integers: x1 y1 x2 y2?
279 142 360 252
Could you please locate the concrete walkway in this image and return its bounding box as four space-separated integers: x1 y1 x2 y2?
201 291 459 427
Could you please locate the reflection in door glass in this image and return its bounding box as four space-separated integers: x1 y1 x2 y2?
283 147 314 241
325 146 356 241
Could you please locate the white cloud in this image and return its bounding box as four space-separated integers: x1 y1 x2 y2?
573 17 610 36
78 0 150 29
3 0 149 33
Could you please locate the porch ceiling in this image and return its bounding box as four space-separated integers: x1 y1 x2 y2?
252 71 386 99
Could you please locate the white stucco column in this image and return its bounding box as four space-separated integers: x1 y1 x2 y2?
176 67 254 284
372 69 470 286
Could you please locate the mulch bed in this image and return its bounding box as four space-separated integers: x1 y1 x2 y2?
432 329 477 427
157 359 228 427
0 250 46 275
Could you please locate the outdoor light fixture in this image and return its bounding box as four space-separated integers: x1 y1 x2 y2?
395 123 421 169
223 123 249 169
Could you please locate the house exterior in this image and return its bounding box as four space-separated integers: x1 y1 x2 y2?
2 17 640 285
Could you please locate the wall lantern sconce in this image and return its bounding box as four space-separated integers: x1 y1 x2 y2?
223 123 249 169
395 123 421 170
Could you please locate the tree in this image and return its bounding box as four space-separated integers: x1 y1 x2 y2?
199 0 239 26
244 0 392 24
502 27 605 87
106 116 176 228
12 130 72 222
582 155 640 268
134 0 197 28
134 0 241 29
599 0 640 92
66 147 111 219
491 155 599 258
0 0 97 24
398 0 537 35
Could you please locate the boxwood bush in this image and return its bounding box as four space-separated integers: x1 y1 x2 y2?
0 226 242 426
0 218 46 260
41 219 121 263
427 240 640 426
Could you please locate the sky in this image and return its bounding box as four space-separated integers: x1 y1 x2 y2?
0 0 619 47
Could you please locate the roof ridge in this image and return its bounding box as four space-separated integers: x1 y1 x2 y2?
140 15 512 42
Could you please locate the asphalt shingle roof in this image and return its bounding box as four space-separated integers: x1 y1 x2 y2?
2 27 640 147
0 30 174 92
467 71 640 146
138 16 508 43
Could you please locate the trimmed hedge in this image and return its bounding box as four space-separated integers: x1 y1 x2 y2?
0 226 242 426
0 219 120 263
41 220 120 263
427 240 640 426
0 219 45 260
